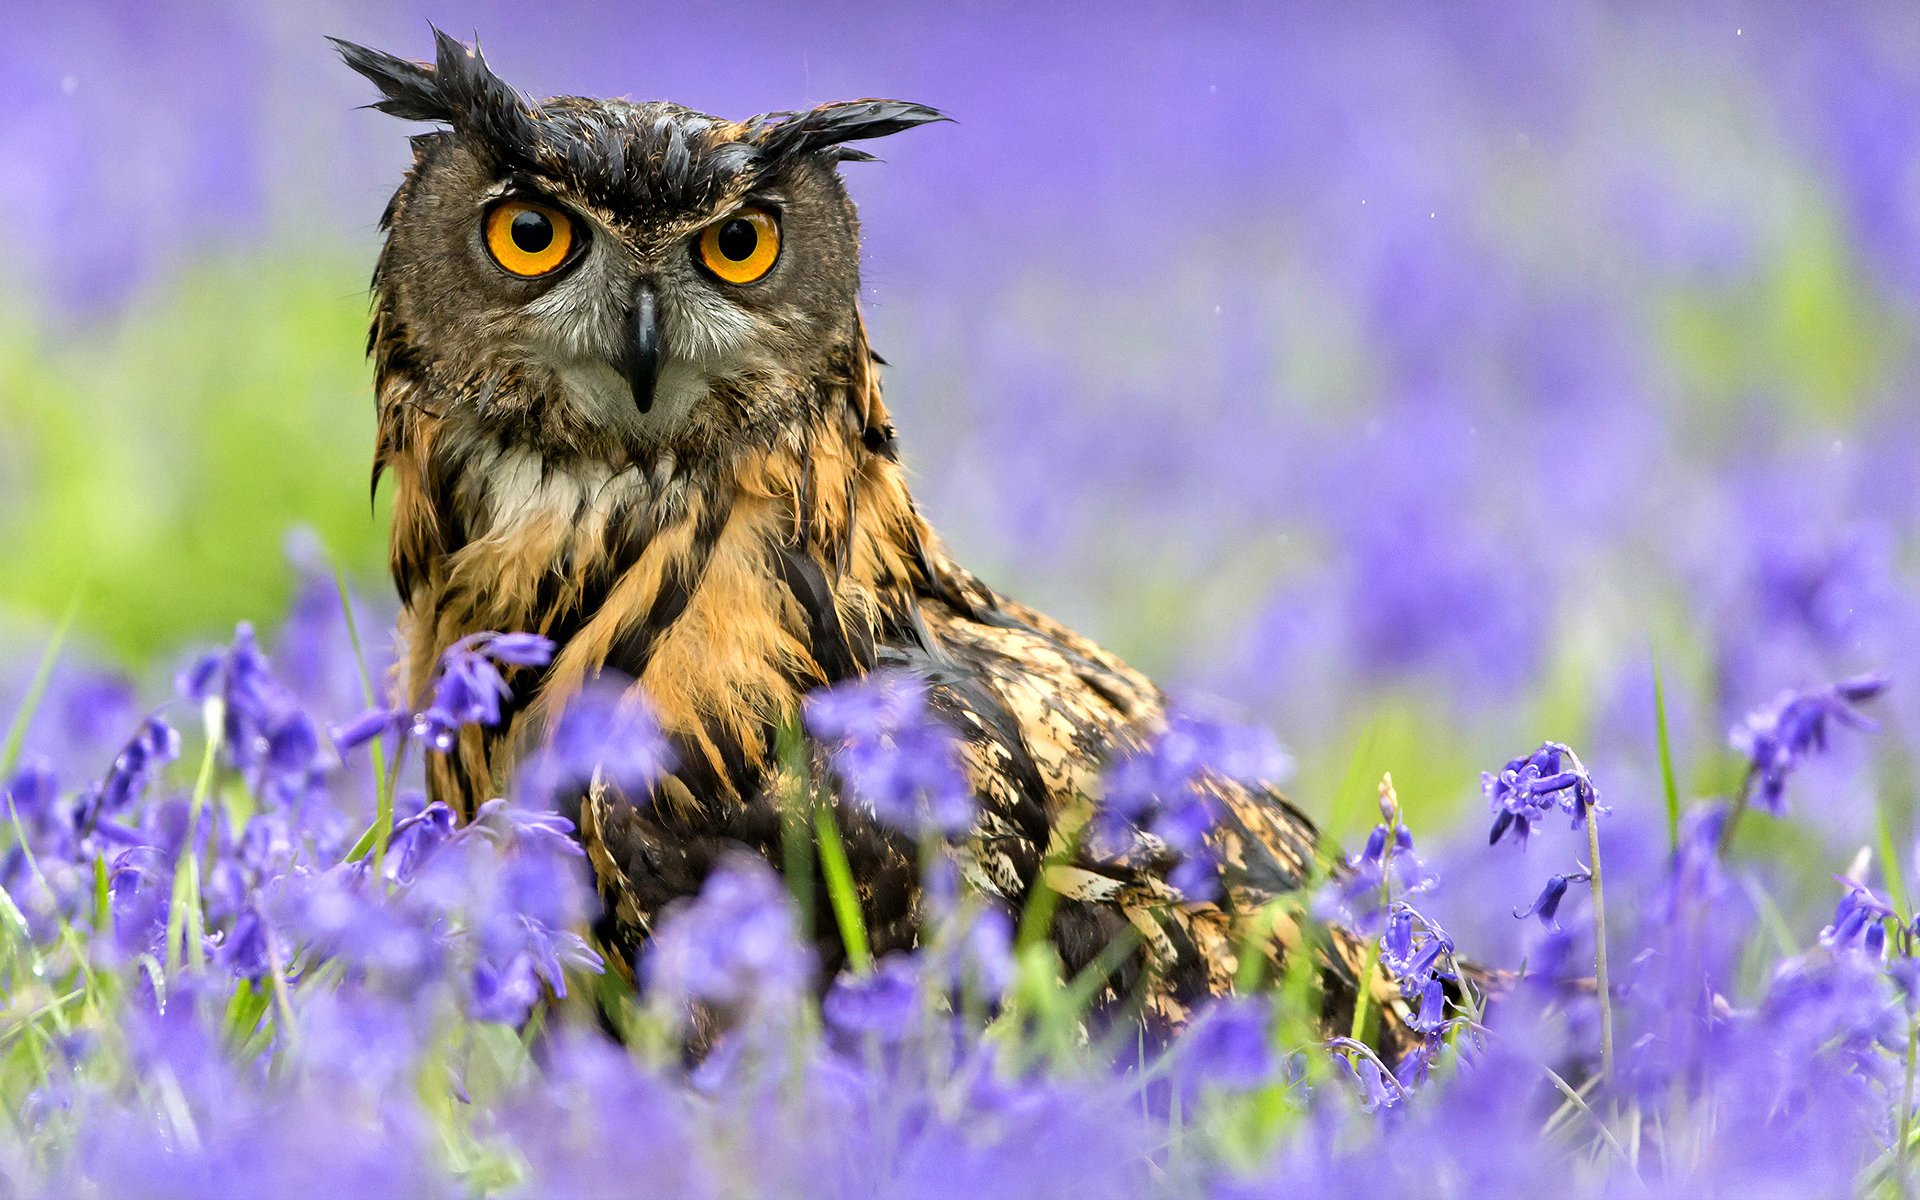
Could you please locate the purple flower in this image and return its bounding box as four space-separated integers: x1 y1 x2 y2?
1380 902 1455 991
1406 976 1448 1035
642 853 813 1021
180 623 324 808
414 632 556 754
805 673 975 838
1819 878 1895 957
823 954 922 1043
1314 786 1435 935
6 757 60 826
327 705 403 754
1484 741 1602 846
926 902 1017 1004
469 955 542 1024
1730 674 1889 815
215 905 272 981
82 716 180 824
1176 999 1277 1093
1326 1037 1403 1113
405 798 601 1022
519 680 673 803
1512 870 1592 935
272 864 444 990
1089 711 1292 902
382 798 456 884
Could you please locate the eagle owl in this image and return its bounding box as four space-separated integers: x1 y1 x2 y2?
337 32 1400 1041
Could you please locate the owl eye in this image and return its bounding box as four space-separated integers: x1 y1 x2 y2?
484 199 577 278
695 208 780 285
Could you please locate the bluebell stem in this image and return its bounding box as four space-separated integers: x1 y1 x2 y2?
1325 1036 1405 1113
1489 741 1614 1081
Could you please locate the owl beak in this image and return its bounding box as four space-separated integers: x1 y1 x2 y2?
624 284 662 414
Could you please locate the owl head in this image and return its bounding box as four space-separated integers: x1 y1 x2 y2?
335 30 943 461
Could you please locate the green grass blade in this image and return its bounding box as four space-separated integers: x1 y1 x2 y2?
776 724 816 941
330 559 396 876
166 697 226 976
1878 792 1910 923
0 593 82 785
1651 652 1681 858
814 805 872 974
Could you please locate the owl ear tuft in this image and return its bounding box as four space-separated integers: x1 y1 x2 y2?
754 100 950 162
330 36 451 122
331 28 540 156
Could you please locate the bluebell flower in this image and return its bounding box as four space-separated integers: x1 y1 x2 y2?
5 757 60 827
1089 711 1291 902
469 955 542 1024
642 853 814 1021
215 904 272 981
290 988 435 1093
1407 976 1448 1035
1730 674 1889 815
1512 870 1591 935
1484 741 1603 846
180 623 324 808
404 798 601 1022
823 954 922 1043
1314 780 1434 934
382 798 455 884
1326 1037 1403 1113
494 1034 712 1200
1380 901 1455 990
326 705 403 753
517 680 673 804
1175 998 1277 1094
805 672 975 837
82 716 180 824
925 901 1017 1004
413 631 556 753
1819 877 1895 956
272 864 445 991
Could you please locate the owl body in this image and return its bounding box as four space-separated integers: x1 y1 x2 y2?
341 33 1396 1038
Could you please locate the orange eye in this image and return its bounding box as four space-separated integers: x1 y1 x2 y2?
484 200 576 277
695 208 780 284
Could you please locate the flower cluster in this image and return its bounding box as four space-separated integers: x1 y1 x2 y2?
805 672 975 837
331 631 557 756
0 586 1912 1197
1089 712 1293 901
1484 742 1602 847
1315 774 1434 934
1730 674 1889 815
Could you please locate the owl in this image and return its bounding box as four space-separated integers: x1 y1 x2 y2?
336 31 1414 1047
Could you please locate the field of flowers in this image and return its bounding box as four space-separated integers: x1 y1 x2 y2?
4 2 1920 1195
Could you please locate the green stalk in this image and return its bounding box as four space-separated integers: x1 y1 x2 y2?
776 725 816 939
331 562 397 877
1348 937 1383 1044
166 697 226 977
5 794 100 1008
1349 773 1398 1046
1543 1062 1635 1172
1651 654 1681 859
1585 804 1615 1083
1878 765 1912 924
814 806 872 973
1901 1013 1919 1193
0 595 80 786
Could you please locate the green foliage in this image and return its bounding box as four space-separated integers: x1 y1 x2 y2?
0 251 387 661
